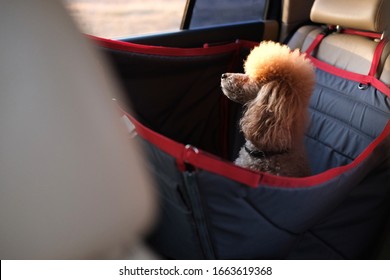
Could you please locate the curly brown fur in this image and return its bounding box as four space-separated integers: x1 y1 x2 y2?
221 41 315 177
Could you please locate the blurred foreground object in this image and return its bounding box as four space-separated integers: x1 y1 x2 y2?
0 0 155 259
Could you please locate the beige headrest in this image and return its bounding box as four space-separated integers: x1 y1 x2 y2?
311 0 389 33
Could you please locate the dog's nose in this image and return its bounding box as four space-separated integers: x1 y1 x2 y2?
221 73 228 80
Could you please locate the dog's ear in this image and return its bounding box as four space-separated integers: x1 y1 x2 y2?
240 80 306 152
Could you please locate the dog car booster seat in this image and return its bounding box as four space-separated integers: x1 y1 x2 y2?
91 0 390 259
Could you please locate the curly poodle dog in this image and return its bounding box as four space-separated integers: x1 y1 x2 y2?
221 41 315 177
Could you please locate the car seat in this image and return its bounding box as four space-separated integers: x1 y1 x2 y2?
286 0 390 258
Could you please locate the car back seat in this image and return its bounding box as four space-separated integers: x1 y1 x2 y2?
287 0 389 175
285 0 390 259
289 0 389 79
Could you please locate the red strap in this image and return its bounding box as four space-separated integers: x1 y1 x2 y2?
304 32 327 56
368 38 387 78
342 29 382 40
305 28 389 94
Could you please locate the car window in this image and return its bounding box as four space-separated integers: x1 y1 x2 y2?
186 0 269 29
62 0 187 38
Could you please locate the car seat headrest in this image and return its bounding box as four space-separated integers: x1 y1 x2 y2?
310 0 389 33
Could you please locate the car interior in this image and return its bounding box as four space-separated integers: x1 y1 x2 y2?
0 0 389 259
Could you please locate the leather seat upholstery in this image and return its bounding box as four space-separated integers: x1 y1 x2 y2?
288 0 389 82
287 0 390 259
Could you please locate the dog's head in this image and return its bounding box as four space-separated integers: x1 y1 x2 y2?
221 41 315 151
220 73 260 104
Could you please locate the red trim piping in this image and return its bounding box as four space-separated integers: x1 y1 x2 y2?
235 39 260 49
89 35 240 56
122 110 263 187
123 109 390 189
